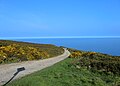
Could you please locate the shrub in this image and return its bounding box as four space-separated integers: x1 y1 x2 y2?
0 40 62 64
69 51 82 58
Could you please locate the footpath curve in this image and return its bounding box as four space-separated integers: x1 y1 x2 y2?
0 48 70 85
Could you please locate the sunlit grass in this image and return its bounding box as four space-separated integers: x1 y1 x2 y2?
7 58 120 86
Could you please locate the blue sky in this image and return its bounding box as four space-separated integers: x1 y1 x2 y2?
0 0 120 37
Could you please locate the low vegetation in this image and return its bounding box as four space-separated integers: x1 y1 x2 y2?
7 58 120 86
69 48 120 75
0 40 64 64
2 42 120 86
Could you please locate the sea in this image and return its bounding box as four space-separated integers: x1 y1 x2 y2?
13 38 120 56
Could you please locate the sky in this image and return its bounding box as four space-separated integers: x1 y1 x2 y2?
0 0 120 38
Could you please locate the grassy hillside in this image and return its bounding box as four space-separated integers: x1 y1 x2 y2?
1 42 120 86
7 49 120 86
0 40 64 64
7 58 120 86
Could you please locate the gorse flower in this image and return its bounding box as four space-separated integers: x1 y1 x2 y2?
0 43 50 63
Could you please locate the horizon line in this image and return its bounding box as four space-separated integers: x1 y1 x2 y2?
0 36 120 39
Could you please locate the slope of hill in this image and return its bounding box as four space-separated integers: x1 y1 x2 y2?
7 58 120 86
0 40 64 64
69 48 120 75
7 48 120 86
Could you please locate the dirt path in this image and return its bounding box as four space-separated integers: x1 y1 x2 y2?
0 48 70 85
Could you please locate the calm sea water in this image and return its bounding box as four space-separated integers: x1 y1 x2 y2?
14 38 120 56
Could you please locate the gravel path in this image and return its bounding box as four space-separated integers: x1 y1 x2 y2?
0 48 70 85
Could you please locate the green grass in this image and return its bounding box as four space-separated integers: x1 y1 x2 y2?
7 58 120 86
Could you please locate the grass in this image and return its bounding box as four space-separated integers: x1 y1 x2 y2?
7 58 120 86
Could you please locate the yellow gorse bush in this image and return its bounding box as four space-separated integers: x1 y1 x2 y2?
69 51 97 58
69 51 82 58
0 43 50 63
87 52 96 56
